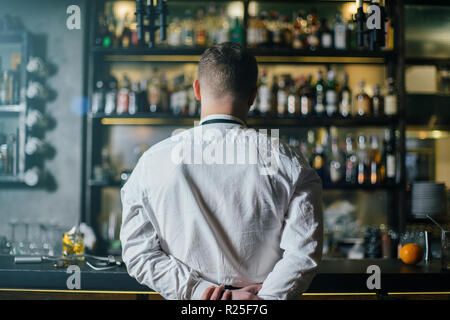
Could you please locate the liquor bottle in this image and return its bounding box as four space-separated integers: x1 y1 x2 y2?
205 4 218 46
230 17 244 45
303 129 315 163
320 19 333 49
355 80 371 116
299 75 313 117
258 12 270 48
369 134 381 185
344 134 357 184
181 10 195 47
195 10 207 47
306 9 320 51
116 75 130 115
281 16 293 48
167 17 182 47
138 78 148 113
91 80 105 114
286 77 298 116
357 134 369 185
314 70 325 116
95 12 108 46
372 84 384 117
346 19 357 50
339 73 352 117
6 134 17 175
247 16 258 48
269 11 282 48
0 70 12 105
333 12 346 50
384 129 396 184
292 11 305 49
257 70 271 115
276 75 288 117
325 70 338 117
270 75 278 116
186 75 197 116
104 76 118 115
159 72 170 113
329 134 343 184
148 77 161 113
120 15 132 48
312 129 327 181
384 77 397 116
217 8 230 44
128 81 139 115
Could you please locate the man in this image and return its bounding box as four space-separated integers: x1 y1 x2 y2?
120 42 322 300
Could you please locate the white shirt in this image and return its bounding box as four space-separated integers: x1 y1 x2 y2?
120 114 323 300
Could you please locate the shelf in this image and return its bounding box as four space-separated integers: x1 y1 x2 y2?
0 104 25 113
92 113 399 127
405 57 450 66
93 46 391 65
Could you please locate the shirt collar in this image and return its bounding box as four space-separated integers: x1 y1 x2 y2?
199 114 247 127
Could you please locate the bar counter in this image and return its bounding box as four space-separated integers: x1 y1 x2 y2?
0 255 449 300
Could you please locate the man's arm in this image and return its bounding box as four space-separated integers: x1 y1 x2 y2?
120 157 216 300
257 165 323 300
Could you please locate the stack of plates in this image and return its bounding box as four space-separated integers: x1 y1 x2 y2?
411 182 446 218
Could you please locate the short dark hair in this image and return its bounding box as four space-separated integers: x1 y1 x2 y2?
198 42 258 101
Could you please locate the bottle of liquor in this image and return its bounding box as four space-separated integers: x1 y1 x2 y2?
104 76 118 115
205 4 218 46
148 76 161 113
372 84 384 117
355 80 371 116
312 128 327 181
325 70 338 117
217 8 230 44
195 10 207 47
339 73 352 117
357 134 369 185
168 17 182 47
258 70 271 115
299 75 313 117
270 75 278 116
329 133 343 184
306 9 320 51
95 12 108 46
120 15 132 49
276 75 288 117
181 10 195 47
91 80 105 114
159 72 170 113
247 15 258 48
138 78 148 113
369 134 381 184
345 134 357 184
186 75 197 116
384 77 397 116
287 77 299 116
314 70 325 116
230 17 244 45
292 11 305 49
116 75 130 115
333 12 346 50
346 19 357 50
269 11 282 48
300 130 315 164
384 129 396 184
320 19 333 49
128 81 139 115
281 16 293 48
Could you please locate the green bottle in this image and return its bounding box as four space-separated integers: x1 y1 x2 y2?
230 18 243 45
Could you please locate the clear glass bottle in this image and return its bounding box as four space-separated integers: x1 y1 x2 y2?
384 77 398 116
314 70 325 116
325 70 338 117
355 80 371 116
372 84 384 117
333 12 346 50
357 134 369 185
339 73 352 117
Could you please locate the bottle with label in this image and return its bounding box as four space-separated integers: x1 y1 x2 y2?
355 80 371 116
168 17 182 47
357 134 369 185
312 128 327 181
247 16 258 48
384 77 397 116
148 76 161 113
345 134 357 184
325 70 338 117
269 12 282 48
137 78 148 113
306 9 320 51
339 73 352 117
159 72 170 113
270 75 278 116
281 16 293 48
287 77 299 116
195 10 207 47
314 70 325 116
329 134 343 184
299 75 313 117
384 129 396 184
369 134 381 184
258 70 271 115
292 11 304 49
120 15 132 48
104 76 118 115
320 19 333 49
181 10 195 47
116 75 130 115
372 84 384 117
333 12 346 50
91 80 105 114
217 8 230 44
346 19 357 50
230 17 244 45
128 81 139 115
276 75 288 117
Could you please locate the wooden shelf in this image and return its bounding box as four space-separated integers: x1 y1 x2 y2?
92 113 399 127
92 46 391 65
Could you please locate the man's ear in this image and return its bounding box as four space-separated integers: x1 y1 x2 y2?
248 87 257 107
193 79 201 101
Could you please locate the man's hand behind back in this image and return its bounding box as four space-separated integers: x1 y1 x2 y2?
201 284 263 300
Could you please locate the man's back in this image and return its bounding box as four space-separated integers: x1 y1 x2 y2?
121 116 322 299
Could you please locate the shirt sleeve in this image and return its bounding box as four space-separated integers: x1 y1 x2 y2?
257 161 323 300
120 157 216 300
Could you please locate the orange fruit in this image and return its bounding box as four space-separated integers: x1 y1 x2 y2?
400 243 424 265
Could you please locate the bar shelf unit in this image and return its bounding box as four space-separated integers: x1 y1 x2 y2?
83 0 407 254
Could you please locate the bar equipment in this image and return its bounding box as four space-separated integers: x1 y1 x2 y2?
136 0 169 48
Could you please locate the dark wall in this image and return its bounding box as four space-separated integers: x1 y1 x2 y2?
0 0 86 236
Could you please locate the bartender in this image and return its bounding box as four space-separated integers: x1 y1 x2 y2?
120 42 323 300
